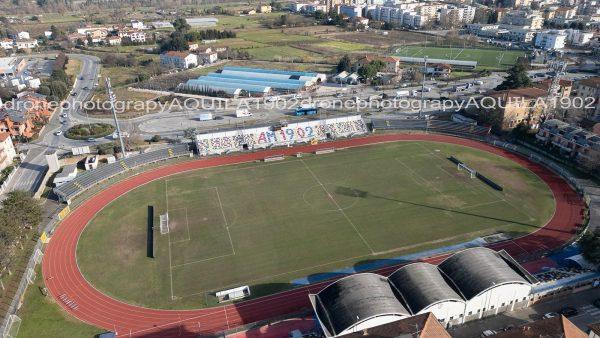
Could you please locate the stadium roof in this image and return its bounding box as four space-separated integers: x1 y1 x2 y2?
397 57 477 68
311 273 410 336
205 72 307 90
438 247 535 300
338 312 451 338
388 263 464 313
184 77 269 94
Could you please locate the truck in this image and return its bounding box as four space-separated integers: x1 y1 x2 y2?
294 104 318 116
395 90 410 98
235 109 252 118
197 113 213 121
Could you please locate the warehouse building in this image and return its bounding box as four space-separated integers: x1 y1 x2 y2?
181 66 325 97
310 247 537 337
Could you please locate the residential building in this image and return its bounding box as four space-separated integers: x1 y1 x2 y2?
565 29 594 45
188 42 199 51
16 31 30 40
0 39 13 50
338 312 451 337
574 77 600 117
340 4 363 17
118 29 147 43
439 5 476 27
198 51 218 64
510 0 532 9
369 6 425 28
485 87 548 129
355 55 401 73
534 78 573 98
555 6 577 19
150 21 174 29
160 51 198 69
0 57 26 78
535 119 600 166
15 39 38 50
534 30 567 50
257 4 272 13
130 20 146 30
0 110 34 138
0 132 16 171
501 11 544 29
503 26 536 42
107 36 122 46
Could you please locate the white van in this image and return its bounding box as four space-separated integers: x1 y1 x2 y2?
235 109 253 118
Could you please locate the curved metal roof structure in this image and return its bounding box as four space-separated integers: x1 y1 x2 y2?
311 273 410 336
438 247 531 300
388 262 465 313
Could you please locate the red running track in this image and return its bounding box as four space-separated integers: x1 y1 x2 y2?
42 134 584 337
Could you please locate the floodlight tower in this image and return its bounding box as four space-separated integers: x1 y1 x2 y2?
545 60 567 119
419 55 428 119
105 77 128 158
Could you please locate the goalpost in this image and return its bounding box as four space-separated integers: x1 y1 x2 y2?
160 213 169 235
457 163 476 178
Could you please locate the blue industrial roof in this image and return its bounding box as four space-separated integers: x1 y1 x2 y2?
197 75 301 90
206 73 308 88
186 78 269 93
222 66 318 77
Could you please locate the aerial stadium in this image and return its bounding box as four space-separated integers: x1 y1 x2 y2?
42 117 585 337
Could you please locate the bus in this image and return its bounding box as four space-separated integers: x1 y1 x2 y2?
294 104 318 116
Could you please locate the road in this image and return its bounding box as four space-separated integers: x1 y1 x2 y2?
2 53 101 196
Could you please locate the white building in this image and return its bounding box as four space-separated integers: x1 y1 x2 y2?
0 39 13 50
118 29 147 43
44 31 52 38
107 36 122 46
160 51 198 69
310 247 535 336
130 20 146 30
198 51 218 64
368 6 425 28
53 164 78 187
565 29 594 46
0 132 16 171
15 39 38 50
439 5 476 27
340 4 363 17
17 31 30 40
534 30 567 50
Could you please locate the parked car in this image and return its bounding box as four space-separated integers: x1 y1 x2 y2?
481 330 496 337
559 306 578 317
86 137 95 142
54 130 63 136
543 312 558 319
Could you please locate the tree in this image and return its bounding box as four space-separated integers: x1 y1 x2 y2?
160 31 189 52
495 58 532 90
580 232 600 264
337 55 352 73
1 191 42 229
173 18 190 32
358 60 385 82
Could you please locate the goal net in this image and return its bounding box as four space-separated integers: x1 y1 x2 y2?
160 213 169 235
457 163 476 178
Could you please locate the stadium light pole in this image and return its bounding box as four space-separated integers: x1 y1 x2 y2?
419 55 428 119
105 77 128 159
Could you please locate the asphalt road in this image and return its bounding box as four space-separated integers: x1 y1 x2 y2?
2 53 101 196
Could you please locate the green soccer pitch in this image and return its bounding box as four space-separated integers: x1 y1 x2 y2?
394 46 527 69
76 141 555 309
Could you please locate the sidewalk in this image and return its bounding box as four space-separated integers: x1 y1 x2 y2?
450 288 600 337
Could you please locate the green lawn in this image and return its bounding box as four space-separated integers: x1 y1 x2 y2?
238 30 319 44
17 267 101 338
315 40 372 53
395 46 526 69
77 141 555 309
246 45 322 61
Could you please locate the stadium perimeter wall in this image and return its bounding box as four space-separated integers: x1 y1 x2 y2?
1 119 594 337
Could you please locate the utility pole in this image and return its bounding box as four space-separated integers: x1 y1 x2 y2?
419 55 428 119
105 77 128 159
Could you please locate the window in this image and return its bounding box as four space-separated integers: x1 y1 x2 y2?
491 305 495 309
468 311 472 316
502 303 505 307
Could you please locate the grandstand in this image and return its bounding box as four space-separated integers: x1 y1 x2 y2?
180 66 327 97
371 118 491 136
310 247 537 336
195 116 368 156
53 144 191 203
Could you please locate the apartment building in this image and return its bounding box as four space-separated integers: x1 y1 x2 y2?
485 87 548 129
439 5 476 27
501 11 544 29
160 51 198 69
536 119 600 164
534 30 568 50
0 132 16 171
574 77 600 117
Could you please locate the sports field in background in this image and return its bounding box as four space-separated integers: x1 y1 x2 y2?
76 141 555 309
395 46 527 69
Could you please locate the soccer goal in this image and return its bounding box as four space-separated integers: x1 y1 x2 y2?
159 213 169 235
457 163 476 178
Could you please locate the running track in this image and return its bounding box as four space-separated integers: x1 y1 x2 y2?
42 134 585 337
